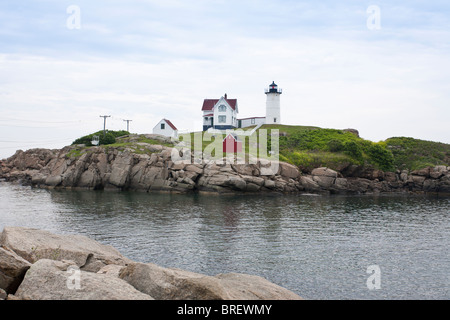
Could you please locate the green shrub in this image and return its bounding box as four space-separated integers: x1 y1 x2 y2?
366 143 394 171
386 137 450 170
72 130 129 146
328 139 344 152
343 141 363 162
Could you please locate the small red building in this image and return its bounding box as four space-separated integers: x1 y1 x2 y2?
223 134 242 153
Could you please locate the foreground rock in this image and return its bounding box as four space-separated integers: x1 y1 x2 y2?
119 262 302 300
14 259 153 300
0 247 31 293
0 226 132 272
0 227 302 300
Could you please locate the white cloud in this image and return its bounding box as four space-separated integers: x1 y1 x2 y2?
0 1 449 158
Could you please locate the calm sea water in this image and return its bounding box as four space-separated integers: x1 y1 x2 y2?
0 181 448 300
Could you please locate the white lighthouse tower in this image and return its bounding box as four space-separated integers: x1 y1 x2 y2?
265 81 282 124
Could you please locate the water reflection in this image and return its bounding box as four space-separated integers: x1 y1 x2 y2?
0 182 449 299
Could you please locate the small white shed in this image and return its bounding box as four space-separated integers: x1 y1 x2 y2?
152 119 178 138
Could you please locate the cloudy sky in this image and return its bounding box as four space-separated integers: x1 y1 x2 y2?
0 0 449 159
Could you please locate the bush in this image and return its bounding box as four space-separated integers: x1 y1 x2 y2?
385 137 450 170
72 130 129 146
343 141 363 162
366 143 394 171
328 139 344 152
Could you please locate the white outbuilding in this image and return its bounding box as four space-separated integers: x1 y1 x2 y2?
152 119 178 138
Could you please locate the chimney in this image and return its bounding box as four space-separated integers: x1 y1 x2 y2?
224 93 227 99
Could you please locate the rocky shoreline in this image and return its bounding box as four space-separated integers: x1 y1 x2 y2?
0 226 302 300
1 140 449 195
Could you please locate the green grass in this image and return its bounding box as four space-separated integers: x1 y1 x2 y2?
258 124 395 172
68 133 175 158
282 150 358 173
177 125 396 171
69 126 450 173
386 137 450 170
66 147 87 159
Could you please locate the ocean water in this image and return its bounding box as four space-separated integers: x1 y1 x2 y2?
0 182 448 300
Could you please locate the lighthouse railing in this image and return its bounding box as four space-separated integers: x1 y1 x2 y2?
264 88 282 94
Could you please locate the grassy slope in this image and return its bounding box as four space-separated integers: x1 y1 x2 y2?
385 137 450 171
69 127 450 173
259 124 450 172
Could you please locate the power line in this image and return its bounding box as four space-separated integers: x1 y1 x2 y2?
0 138 73 143
0 117 84 124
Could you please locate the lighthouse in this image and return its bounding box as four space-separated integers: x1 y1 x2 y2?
265 81 282 124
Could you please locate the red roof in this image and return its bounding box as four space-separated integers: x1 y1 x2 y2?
203 113 214 117
202 98 237 111
163 119 177 130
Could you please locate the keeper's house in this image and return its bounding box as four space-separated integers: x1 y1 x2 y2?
202 81 282 131
202 94 238 131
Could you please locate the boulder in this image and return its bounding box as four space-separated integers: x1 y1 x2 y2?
242 175 265 186
279 162 300 180
14 259 153 300
423 179 437 192
215 273 302 300
184 164 203 175
231 164 258 176
96 264 126 278
411 175 426 186
0 227 131 272
430 166 448 179
384 172 397 183
108 152 134 187
411 167 430 178
400 171 409 182
343 128 359 137
300 176 321 192
311 167 338 178
140 166 164 190
119 262 302 300
346 178 371 193
438 175 450 193
77 167 101 189
312 175 335 188
0 247 32 293
333 178 349 191
259 166 278 176
264 179 276 189
228 176 247 190
0 288 6 300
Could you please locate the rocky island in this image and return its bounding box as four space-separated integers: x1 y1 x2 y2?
0 130 449 195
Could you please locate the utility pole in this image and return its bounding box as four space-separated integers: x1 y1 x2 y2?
99 115 111 136
123 119 132 132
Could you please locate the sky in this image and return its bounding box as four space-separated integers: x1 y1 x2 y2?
0 0 449 159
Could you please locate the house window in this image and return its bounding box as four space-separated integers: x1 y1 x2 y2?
161 123 165 129
218 105 226 112
251 118 255 124
273 118 277 123
218 115 226 123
